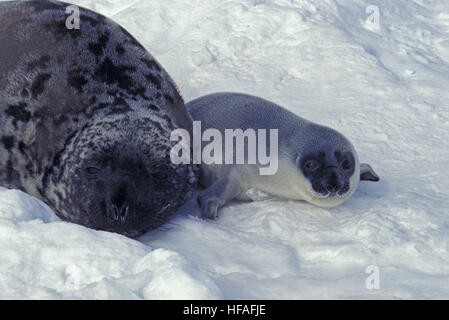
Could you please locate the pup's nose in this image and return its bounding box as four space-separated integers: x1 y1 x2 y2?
325 182 342 194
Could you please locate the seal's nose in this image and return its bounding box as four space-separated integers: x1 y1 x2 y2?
112 203 129 222
325 182 342 194
322 171 342 195
110 183 129 222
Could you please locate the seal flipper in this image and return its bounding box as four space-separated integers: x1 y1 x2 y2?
197 177 242 220
360 163 379 181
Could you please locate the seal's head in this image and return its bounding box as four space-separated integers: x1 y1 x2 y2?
46 114 197 238
296 126 378 207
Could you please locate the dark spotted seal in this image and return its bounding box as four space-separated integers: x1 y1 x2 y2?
186 92 379 219
0 0 197 237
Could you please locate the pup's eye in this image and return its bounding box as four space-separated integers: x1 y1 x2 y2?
341 159 352 170
86 167 101 175
304 160 319 171
151 171 169 181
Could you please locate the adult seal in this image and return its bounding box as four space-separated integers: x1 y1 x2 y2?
186 92 379 219
0 0 197 238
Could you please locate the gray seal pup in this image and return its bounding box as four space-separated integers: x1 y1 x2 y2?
186 92 379 219
0 0 197 237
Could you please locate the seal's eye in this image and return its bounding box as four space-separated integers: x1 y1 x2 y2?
151 171 169 181
341 159 352 170
86 167 101 175
304 160 319 171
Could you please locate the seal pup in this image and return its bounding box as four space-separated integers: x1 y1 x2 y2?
0 0 197 237
186 92 379 219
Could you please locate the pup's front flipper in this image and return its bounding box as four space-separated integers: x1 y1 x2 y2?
360 163 380 181
197 177 242 220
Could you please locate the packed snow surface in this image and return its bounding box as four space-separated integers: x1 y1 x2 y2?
1 0 449 299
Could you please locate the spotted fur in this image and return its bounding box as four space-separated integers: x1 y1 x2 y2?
0 0 197 237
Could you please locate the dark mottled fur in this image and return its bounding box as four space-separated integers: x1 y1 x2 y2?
0 0 197 237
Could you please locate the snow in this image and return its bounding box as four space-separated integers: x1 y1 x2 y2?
0 188 221 299
1 0 449 299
